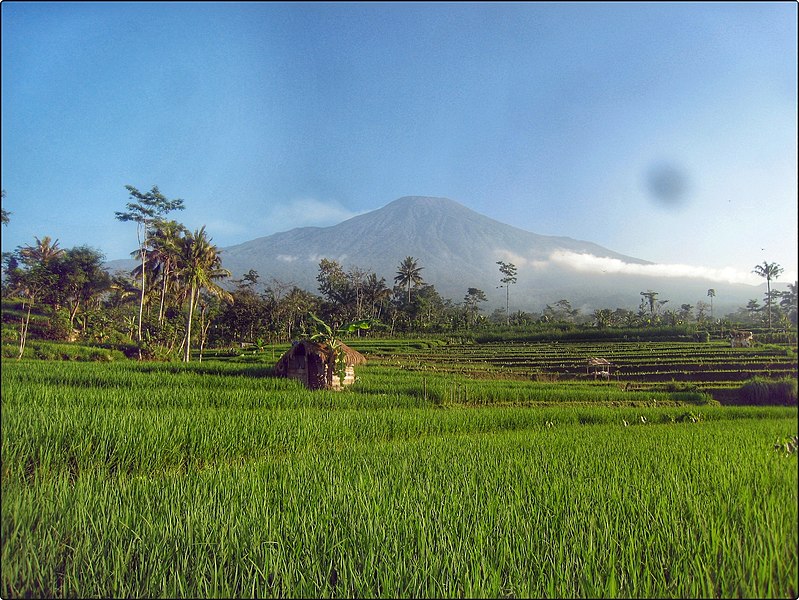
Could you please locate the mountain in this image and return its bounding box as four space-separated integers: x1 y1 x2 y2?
107 196 776 314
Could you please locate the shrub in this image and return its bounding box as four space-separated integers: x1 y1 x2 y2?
5 341 127 362
693 331 710 343
737 377 797 406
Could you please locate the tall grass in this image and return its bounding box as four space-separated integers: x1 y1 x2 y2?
2 360 797 598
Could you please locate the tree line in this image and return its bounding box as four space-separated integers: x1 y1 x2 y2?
2 186 796 361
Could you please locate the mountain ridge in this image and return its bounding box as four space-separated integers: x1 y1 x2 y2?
107 195 773 314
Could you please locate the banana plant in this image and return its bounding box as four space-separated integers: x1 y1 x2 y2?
308 312 371 384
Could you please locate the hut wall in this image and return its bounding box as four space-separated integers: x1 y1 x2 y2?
329 365 357 390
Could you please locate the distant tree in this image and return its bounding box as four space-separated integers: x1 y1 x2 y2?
678 303 694 323
613 308 641 328
105 272 140 310
147 219 188 325
592 308 614 328
464 287 488 327
1 189 9 225
14 237 65 313
745 299 761 322
115 185 185 351
496 261 517 326
281 287 320 341
241 269 260 288
544 299 579 323
7 238 64 357
706 288 716 321
662 308 679 327
54 246 111 332
409 284 446 330
216 285 268 344
695 300 710 323
196 292 226 362
317 258 356 325
346 266 370 321
779 282 797 327
395 256 424 304
752 261 784 329
176 226 232 362
18 236 64 267
11 265 56 358
640 290 660 320
363 273 391 321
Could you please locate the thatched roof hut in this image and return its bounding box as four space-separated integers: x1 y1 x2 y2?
274 340 366 390
586 357 613 379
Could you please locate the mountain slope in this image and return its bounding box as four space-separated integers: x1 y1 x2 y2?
108 196 773 313
219 196 653 308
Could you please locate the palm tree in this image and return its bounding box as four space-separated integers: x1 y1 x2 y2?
364 273 391 320
11 239 63 359
148 220 187 324
592 308 614 328
640 290 659 319
115 185 184 351
707 289 715 321
496 261 517 326
394 256 424 304
780 281 797 327
18 236 64 266
106 273 140 311
176 226 232 362
752 261 783 329
746 299 761 322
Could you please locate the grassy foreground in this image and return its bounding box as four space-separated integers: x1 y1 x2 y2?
2 359 797 598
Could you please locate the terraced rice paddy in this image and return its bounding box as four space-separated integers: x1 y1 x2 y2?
2 339 797 598
352 338 798 396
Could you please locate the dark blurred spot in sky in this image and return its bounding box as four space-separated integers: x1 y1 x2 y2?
645 162 691 209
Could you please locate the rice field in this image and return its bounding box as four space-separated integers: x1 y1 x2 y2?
2 345 797 598
351 339 798 387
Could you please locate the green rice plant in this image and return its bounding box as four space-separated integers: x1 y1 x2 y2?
4 414 796 598
2 359 797 598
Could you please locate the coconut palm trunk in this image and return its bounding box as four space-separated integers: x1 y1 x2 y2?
184 282 197 363
137 242 146 342
177 226 232 362
158 260 170 325
18 295 33 360
752 261 784 330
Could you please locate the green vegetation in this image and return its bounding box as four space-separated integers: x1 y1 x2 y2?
2 185 797 359
737 377 797 406
2 186 797 597
2 358 797 598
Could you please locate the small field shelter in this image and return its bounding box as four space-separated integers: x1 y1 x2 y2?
586 357 613 380
274 340 366 390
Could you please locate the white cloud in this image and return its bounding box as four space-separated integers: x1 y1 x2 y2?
267 198 361 231
548 250 764 285
493 249 548 270
276 254 298 262
306 253 348 264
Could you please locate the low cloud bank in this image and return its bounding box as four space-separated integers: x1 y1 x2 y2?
548 250 762 285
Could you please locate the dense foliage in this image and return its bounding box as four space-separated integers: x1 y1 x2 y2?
3 185 798 361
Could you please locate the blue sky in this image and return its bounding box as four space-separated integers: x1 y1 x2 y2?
2 1 797 285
